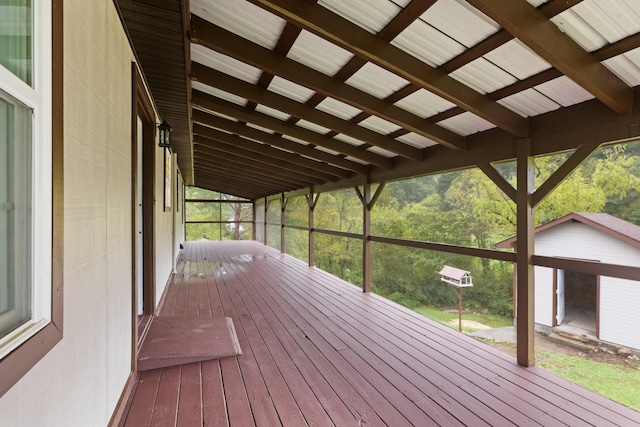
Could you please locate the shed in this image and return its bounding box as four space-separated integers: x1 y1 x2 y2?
495 213 640 350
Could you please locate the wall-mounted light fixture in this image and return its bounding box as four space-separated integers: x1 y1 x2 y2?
158 119 172 148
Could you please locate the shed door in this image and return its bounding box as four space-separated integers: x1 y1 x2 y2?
556 269 565 325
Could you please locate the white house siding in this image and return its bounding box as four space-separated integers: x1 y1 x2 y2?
534 266 554 327
600 277 640 349
0 1 181 425
534 221 640 349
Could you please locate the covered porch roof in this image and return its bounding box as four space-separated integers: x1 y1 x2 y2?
122 240 640 425
114 0 640 199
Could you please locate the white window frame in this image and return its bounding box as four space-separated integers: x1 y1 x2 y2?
0 1 53 359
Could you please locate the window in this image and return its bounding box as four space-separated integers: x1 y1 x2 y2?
0 0 61 396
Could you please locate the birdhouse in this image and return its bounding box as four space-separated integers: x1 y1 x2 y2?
439 265 473 288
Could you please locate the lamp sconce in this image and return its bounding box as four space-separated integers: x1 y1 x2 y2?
158 119 172 148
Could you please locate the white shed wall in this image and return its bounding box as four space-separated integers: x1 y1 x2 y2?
600 277 640 349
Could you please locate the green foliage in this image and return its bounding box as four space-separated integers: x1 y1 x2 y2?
184 187 252 241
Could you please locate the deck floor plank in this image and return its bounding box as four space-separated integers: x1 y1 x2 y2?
201 360 229 427
176 363 203 427
150 365 181 427
124 369 162 427
123 241 640 426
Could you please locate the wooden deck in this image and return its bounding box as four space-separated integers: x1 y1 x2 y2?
122 240 640 426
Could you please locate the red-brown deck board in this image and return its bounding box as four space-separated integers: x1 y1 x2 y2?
123 240 640 426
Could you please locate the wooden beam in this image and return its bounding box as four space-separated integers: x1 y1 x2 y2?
532 143 600 207
467 0 633 115
306 190 319 267
192 90 394 168
281 193 286 254
247 0 529 137
477 163 516 203
191 63 424 161
515 138 535 367
190 15 467 151
194 149 316 188
193 124 350 180
361 182 372 292
192 110 368 174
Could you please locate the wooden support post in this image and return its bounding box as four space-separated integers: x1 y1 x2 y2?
458 289 463 333
355 181 385 293
516 138 535 367
252 200 256 241
362 183 372 293
306 190 319 267
263 197 268 246
281 193 286 254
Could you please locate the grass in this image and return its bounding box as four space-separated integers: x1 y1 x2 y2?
412 305 512 333
537 351 640 412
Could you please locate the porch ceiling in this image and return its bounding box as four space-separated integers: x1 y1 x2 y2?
117 0 640 200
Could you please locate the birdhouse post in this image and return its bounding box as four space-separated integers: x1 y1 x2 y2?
439 266 473 332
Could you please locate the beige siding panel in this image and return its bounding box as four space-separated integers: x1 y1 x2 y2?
0 0 175 425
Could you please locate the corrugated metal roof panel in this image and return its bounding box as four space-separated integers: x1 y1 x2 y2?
315 146 342 155
391 18 464 67
358 116 402 134
246 122 275 134
192 82 247 105
334 133 366 147
346 62 410 99
534 76 595 107
368 146 397 157
422 0 499 48
395 132 437 148
296 119 331 134
318 0 400 34
255 104 291 121
394 88 456 118
282 135 310 146
551 1 640 54
193 107 238 123
191 0 285 49
603 48 640 87
268 76 316 103
316 97 363 120
571 0 640 45
287 30 354 76
484 39 551 80
191 45 262 84
437 111 495 136
450 58 517 94
498 88 560 118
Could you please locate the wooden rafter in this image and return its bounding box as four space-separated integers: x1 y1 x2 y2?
192 111 368 175
192 91 394 168
468 0 633 115
194 149 317 188
247 0 529 137
191 63 423 161
190 16 467 151
194 133 342 182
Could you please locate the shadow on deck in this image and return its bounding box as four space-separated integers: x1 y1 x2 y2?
122 240 640 426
